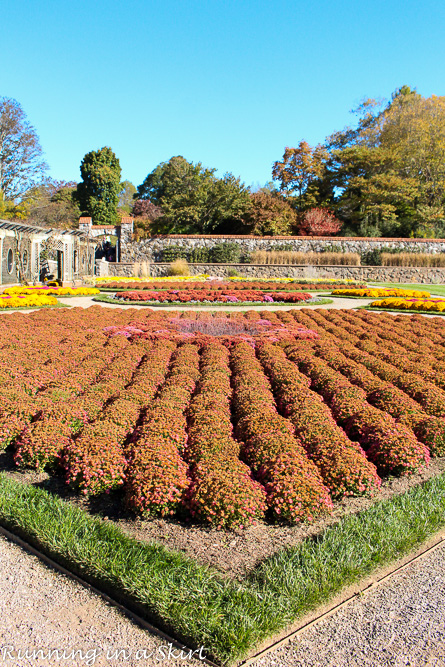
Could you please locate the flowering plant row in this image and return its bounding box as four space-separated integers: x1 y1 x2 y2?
185 343 267 529
118 290 313 304
125 343 197 516
95 274 210 282
4 286 100 296
370 297 445 312
0 294 58 308
100 280 364 292
332 288 430 298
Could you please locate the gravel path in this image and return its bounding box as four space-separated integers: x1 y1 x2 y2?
0 535 205 667
1 535 444 666
255 541 445 667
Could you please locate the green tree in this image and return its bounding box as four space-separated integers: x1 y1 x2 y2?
76 147 121 225
0 97 48 201
118 180 137 214
138 156 252 234
323 86 445 237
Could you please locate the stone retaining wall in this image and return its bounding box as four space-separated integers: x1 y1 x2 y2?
100 261 445 284
120 234 445 263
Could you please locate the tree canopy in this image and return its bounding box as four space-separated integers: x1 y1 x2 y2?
272 87 445 237
243 189 297 235
76 147 121 225
137 156 252 234
0 97 48 202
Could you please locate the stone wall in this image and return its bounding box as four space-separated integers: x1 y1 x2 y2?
103 261 445 284
120 234 445 263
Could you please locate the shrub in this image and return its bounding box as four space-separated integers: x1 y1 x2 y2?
189 246 211 263
361 249 382 266
297 208 342 236
161 245 187 262
211 242 241 263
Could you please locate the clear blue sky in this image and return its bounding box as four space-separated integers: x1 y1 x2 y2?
1 0 444 191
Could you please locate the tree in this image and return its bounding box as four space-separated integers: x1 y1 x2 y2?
118 180 137 214
323 86 445 237
0 97 48 201
243 190 297 235
138 156 252 234
132 198 163 220
272 141 329 212
298 208 342 236
25 180 81 229
76 147 121 225
132 199 163 239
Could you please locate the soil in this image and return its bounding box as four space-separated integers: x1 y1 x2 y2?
1 449 444 580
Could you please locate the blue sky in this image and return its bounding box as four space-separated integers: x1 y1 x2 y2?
1 0 445 191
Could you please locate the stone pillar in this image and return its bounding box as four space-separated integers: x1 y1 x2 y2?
117 217 134 263
95 258 109 277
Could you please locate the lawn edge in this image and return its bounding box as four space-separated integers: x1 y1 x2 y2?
0 471 445 664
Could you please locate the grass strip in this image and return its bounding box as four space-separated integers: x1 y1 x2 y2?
93 295 333 308
0 472 444 664
0 302 69 312
371 282 445 297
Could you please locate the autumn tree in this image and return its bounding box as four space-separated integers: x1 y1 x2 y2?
131 199 163 238
272 141 329 212
0 97 48 201
25 180 81 229
76 147 121 225
325 87 445 236
243 189 297 235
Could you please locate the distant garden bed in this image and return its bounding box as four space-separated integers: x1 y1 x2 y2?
93 294 333 307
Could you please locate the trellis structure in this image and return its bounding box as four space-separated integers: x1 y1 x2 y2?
0 220 96 286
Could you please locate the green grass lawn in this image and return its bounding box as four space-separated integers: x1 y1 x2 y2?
371 282 445 296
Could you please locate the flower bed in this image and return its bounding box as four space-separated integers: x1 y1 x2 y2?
0 307 443 531
369 297 445 313
0 294 58 308
331 288 430 298
99 279 366 292
4 286 100 296
117 289 313 304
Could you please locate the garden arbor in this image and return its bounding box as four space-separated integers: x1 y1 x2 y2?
0 219 96 285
